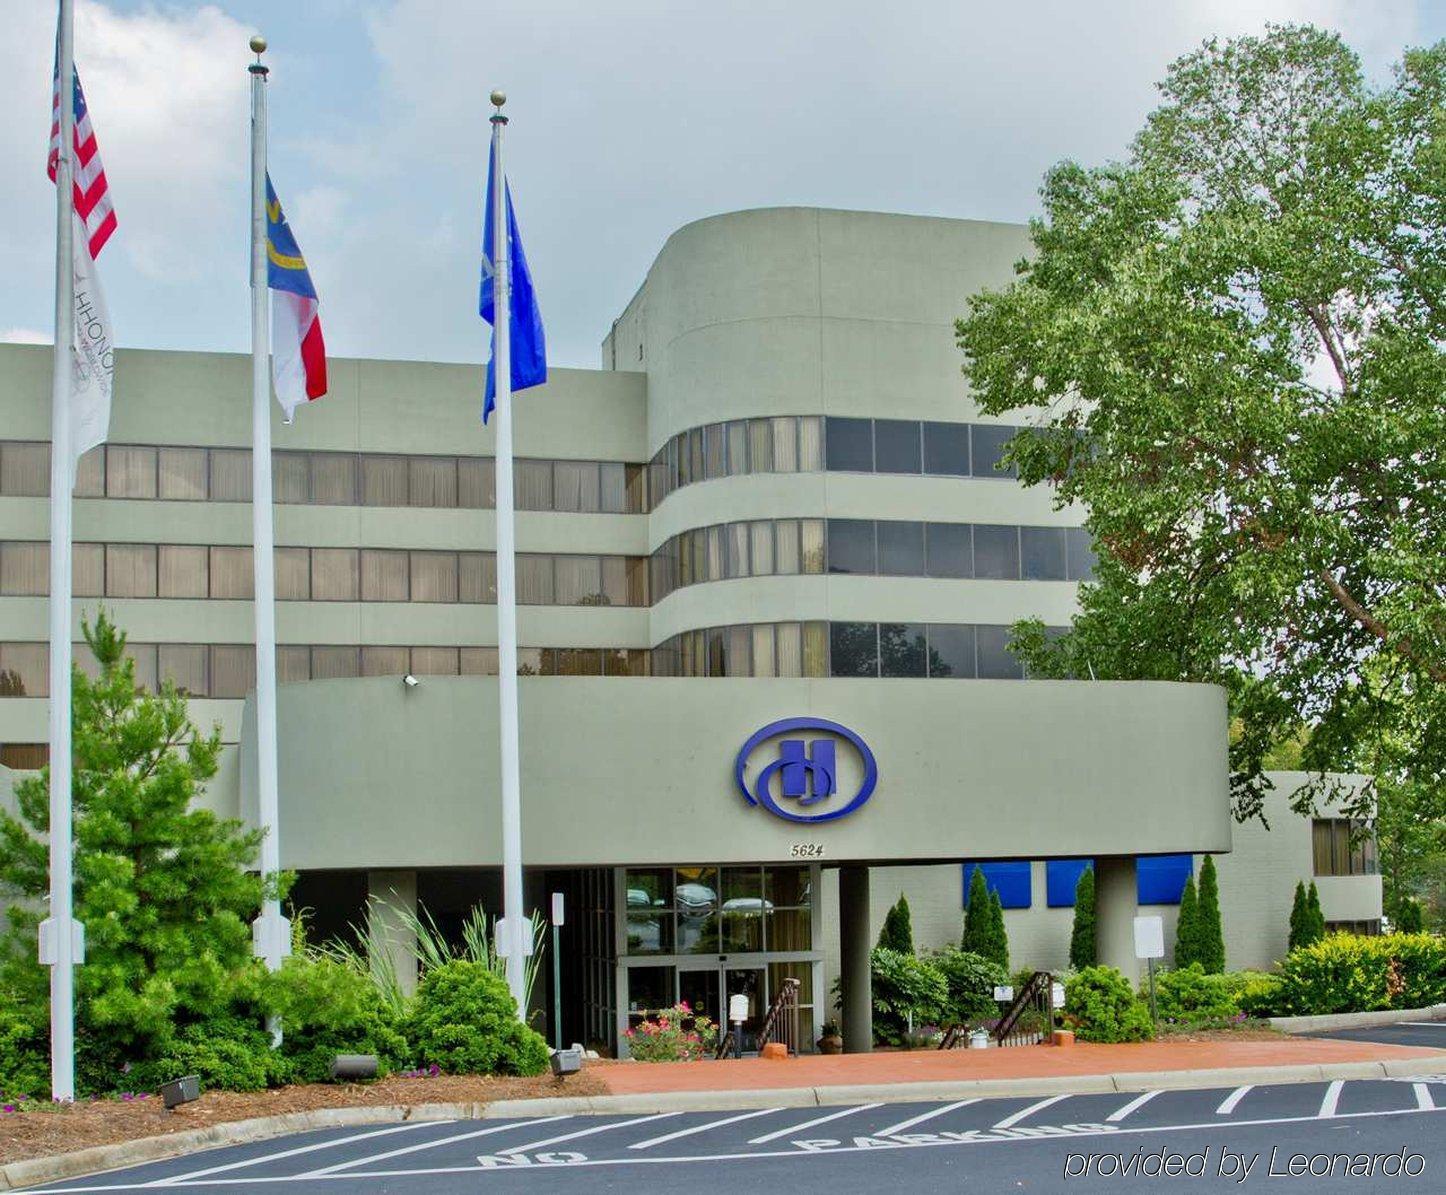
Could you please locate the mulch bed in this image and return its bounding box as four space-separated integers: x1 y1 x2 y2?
0 1068 612 1167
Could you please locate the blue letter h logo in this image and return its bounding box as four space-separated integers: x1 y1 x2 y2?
778 739 836 805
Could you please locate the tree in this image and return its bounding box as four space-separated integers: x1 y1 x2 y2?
1195 856 1226 973
1306 881 1327 942
986 889 1010 972
1069 866 1097 969
956 26 1446 847
1174 876 1199 968
0 614 273 1069
1288 881 1310 952
1394 898 1424 933
877 893 915 954
961 867 993 958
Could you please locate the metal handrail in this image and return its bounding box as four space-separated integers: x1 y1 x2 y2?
993 971 1053 1046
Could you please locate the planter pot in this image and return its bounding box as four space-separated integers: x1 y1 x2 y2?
816 1035 843 1055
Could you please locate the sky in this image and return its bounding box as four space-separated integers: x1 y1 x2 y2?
2 0 1442 373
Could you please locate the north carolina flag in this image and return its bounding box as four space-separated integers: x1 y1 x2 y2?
265 176 326 421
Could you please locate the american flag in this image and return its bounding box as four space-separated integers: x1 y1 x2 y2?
48 65 116 259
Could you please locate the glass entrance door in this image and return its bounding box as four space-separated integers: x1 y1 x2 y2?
724 966 767 1052
677 965 721 1026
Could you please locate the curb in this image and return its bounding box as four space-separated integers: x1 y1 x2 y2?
7 1057 1446 1190
1268 1004 1446 1035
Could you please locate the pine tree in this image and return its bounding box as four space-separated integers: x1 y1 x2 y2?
1195 855 1225 973
1288 880 1309 952
0 614 272 1061
987 888 1010 971
1069 866 1096 969
1395 899 1424 933
961 867 992 957
1174 875 1199 967
1306 881 1326 944
876 894 914 953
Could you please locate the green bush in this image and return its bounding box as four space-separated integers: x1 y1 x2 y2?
1275 932 1446 1015
255 957 410 1084
930 949 1007 1026
1235 973 1286 1018
0 1004 48 1100
1149 963 1240 1025
870 948 948 1045
126 1016 291 1093
1065 966 1154 1042
407 960 549 1076
876 895 914 953
1069 867 1096 969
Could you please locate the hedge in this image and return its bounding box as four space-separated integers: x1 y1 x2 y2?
1273 933 1446 1016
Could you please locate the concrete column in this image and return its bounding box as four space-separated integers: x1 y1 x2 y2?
367 869 419 996
1095 856 1139 985
838 865 872 1054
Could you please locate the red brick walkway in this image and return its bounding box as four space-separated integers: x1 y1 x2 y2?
598 1036 1445 1094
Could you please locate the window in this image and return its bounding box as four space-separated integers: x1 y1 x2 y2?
1312 819 1378 876
923 422 970 476
73 543 103 596
0 643 47 696
555 556 602 605
210 645 256 698
829 622 878 677
771 417 799 472
877 521 925 576
411 552 459 603
1066 528 1097 581
824 417 873 471
275 548 311 601
311 646 360 679
749 521 774 576
106 544 157 598
361 456 409 506
554 460 600 512
873 419 922 473
599 462 628 513
409 457 456 508
516 555 554 604
106 446 157 498
926 523 972 578
926 624 975 678
1021 527 1068 580
209 546 253 599
313 454 358 505
703 426 727 480
514 460 552 509
748 419 772 473
277 646 312 683
827 519 875 574
361 646 409 676
273 452 310 503
410 646 459 676
0 442 49 496
976 624 1023 679
158 645 208 696
879 623 927 677
158 545 208 598
158 447 207 500
971 424 1018 478
311 548 359 601
360 549 409 601
209 449 252 502
973 525 1020 580
458 457 495 508
1 543 48 596
73 448 104 497
798 417 824 471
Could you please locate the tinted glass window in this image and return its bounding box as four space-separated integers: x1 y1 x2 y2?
923 422 970 476
825 417 873 472
827 519 876 575
879 623 927 677
829 622 878 677
1066 528 1098 580
877 521 925 576
977 625 1023 679
927 624 975 677
971 424 1018 478
973 525 1020 580
925 523 972 578
873 420 922 474
1021 527 1067 580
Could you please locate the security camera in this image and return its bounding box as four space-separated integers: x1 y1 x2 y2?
402 674 419 689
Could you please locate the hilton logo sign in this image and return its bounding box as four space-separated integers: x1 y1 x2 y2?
734 717 878 825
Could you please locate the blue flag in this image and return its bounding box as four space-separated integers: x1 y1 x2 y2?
480 138 546 423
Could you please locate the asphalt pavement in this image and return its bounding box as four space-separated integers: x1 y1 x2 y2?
24 1074 1446 1193
1304 1020 1446 1050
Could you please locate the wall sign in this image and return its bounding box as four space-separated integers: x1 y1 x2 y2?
735 717 877 824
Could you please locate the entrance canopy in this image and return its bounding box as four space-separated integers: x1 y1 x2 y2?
240 676 1230 870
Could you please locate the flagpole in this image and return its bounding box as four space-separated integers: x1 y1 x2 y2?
46 0 78 1104
248 34 286 1037
489 90 527 1014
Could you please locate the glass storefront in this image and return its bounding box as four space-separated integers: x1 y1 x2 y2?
618 863 822 1055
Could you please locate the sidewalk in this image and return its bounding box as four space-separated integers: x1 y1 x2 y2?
596 1034 1445 1096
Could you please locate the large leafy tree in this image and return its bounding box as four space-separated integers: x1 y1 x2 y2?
0 614 270 1064
958 27 1446 841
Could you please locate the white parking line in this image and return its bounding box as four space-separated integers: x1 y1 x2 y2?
1398 1022 1446 1028
1415 1083 1436 1111
296 1116 568 1176
1106 1090 1161 1123
627 1107 783 1150
993 1093 1070 1129
141 1121 449 1186
874 1099 980 1138
1215 1085 1252 1115
1318 1080 1344 1119
748 1103 881 1144
497 1113 680 1155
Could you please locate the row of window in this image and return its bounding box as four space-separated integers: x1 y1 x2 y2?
1 417 1031 513
623 865 812 957
825 520 1095 582
1312 819 1379 877
0 542 648 607
966 857 1197 910
0 441 651 514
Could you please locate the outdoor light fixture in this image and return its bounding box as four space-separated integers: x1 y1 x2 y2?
402 674 419 689
330 1054 380 1081
160 1075 200 1110
550 1047 583 1077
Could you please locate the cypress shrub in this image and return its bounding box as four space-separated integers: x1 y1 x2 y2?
961 867 992 957
1195 856 1225 974
987 889 1010 972
1306 881 1326 944
1069 867 1097 969
877 894 915 954
1288 880 1309 952
1174 875 1199 968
